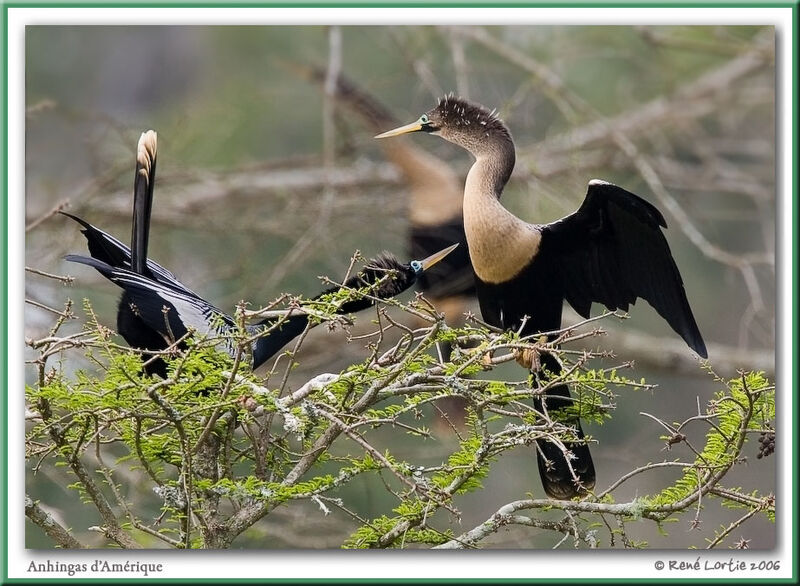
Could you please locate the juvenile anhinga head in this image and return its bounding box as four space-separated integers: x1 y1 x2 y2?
375 95 514 161
355 243 460 300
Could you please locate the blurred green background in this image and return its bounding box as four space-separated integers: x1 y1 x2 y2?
24 25 776 549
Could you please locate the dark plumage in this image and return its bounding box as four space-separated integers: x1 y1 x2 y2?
377 95 707 500
65 131 458 377
65 230 446 375
255 252 438 362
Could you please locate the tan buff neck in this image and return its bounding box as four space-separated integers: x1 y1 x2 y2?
463 157 541 284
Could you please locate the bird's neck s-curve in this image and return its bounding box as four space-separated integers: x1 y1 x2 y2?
462 150 541 284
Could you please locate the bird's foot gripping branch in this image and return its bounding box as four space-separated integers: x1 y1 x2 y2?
25 297 773 549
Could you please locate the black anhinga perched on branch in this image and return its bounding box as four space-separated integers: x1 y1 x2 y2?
64 131 459 377
377 96 707 500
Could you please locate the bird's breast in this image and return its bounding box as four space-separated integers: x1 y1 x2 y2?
464 211 541 284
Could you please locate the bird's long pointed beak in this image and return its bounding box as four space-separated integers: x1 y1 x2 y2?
418 243 459 271
374 120 424 139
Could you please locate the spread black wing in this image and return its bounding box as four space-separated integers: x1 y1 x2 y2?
541 180 707 358
63 212 223 377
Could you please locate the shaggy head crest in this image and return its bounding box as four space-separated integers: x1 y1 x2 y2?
346 253 410 299
427 95 509 138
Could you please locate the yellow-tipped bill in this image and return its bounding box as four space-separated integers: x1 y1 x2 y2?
374 119 424 139
418 243 459 271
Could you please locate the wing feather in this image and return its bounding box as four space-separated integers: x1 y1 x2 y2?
65 254 234 343
61 211 196 297
541 181 707 357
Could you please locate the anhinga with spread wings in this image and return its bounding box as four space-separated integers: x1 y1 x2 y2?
65 131 458 377
376 96 707 500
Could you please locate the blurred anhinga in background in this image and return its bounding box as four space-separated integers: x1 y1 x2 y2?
292 65 477 425
293 65 475 320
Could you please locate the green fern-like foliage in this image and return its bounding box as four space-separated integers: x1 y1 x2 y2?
644 370 774 522
26 296 776 549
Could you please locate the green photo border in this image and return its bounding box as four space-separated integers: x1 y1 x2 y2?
3 2 796 583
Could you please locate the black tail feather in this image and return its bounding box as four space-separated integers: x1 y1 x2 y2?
532 353 596 500
60 211 132 270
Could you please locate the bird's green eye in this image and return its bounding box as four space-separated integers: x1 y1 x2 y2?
419 114 429 125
